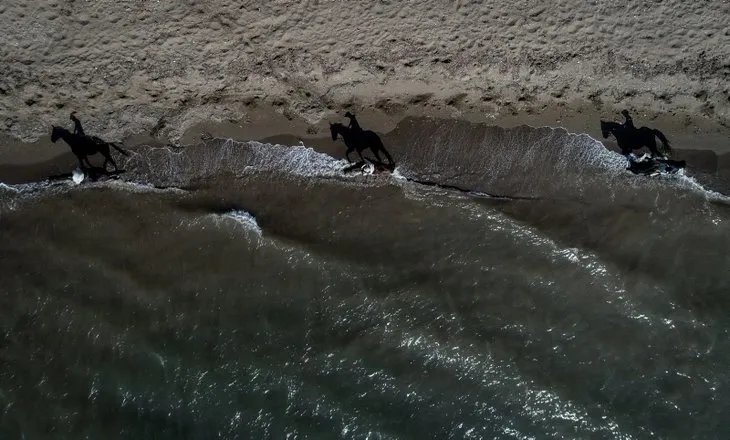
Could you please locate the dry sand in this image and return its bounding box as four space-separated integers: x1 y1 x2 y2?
1 0 729 169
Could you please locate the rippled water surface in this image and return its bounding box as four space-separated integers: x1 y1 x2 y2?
1 121 729 439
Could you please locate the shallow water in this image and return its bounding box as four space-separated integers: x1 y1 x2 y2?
1 122 729 439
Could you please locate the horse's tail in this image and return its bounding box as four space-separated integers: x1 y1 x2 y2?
652 129 672 156
110 143 130 156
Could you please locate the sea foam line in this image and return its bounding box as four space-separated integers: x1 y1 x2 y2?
219 210 263 236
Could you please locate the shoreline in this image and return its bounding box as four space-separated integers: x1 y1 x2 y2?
0 103 728 186
3 96 729 158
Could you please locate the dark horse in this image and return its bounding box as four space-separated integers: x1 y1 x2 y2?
51 126 129 171
600 120 672 158
329 123 394 165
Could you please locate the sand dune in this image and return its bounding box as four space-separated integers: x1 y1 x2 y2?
1 1 728 145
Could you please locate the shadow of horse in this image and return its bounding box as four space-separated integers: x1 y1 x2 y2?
51 126 129 172
600 120 672 158
329 123 394 166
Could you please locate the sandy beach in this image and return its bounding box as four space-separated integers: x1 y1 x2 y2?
1 0 729 172
4 4 730 437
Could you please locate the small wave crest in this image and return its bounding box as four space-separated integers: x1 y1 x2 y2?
219 210 263 235
0 179 76 213
95 179 188 195
383 119 726 207
178 208 263 239
120 139 347 188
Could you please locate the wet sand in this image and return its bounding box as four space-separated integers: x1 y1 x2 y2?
1 105 728 188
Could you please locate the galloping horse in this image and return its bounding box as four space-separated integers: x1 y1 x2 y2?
51 126 129 171
600 120 672 158
329 123 394 165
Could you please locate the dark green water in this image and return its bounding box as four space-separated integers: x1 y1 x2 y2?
1 122 729 439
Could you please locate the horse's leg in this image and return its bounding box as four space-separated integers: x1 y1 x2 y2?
98 150 108 170
100 146 115 171
644 141 659 159
371 148 383 163
79 152 94 169
646 139 660 158
380 147 394 165
76 154 87 170
356 148 365 162
345 147 354 163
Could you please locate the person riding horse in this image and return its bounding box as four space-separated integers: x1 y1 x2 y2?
51 112 129 172
344 111 362 133
621 109 634 131
69 113 110 146
330 114 394 166
600 110 673 159
70 111 86 137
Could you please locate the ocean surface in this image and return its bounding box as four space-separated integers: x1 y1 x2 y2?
1 120 729 439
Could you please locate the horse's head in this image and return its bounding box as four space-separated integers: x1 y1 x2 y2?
330 123 340 141
51 126 63 142
599 120 611 139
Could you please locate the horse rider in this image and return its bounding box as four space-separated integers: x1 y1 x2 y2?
344 111 363 133
70 112 86 137
621 109 635 131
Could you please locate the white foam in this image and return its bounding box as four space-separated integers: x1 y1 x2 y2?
2 180 74 201
122 139 354 186
0 182 20 193
241 140 346 178
577 138 730 205
0 180 75 214
390 167 407 180
674 174 730 203
72 168 85 184
96 179 188 195
457 202 692 330
180 209 263 238
221 210 263 236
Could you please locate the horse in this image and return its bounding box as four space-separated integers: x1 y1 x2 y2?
51 126 129 171
600 120 672 158
329 123 394 165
